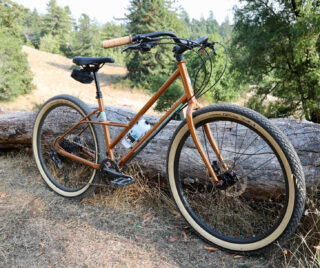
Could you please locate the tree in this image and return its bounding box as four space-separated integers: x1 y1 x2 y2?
0 0 24 38
70 14 101 57
0 32 34 100
42 0 73 54
219 17 232 41
100 22 127 65
185 32 241 103
43 0 72 37
39 33 60 54
0 1 34 100
125 0 186 111
125 0 185 87
206 11 219 35
21 8 43 48
231 0 320 122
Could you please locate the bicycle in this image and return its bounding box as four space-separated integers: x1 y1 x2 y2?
32 31 306 254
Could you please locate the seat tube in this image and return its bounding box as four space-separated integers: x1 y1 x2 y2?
177 60 219 183
94 72 114 159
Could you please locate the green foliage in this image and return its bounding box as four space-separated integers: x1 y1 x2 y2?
125 0 188 111
43 0 72 38
39 33 60 54
219 18 232 41
17 1 127 64
67 16 128 64
182 10 232 42
0 32 34 100
126 0 185 88
20 9 43 48
231 0 320 122
0 0 25 38
125 2 236 111
100 23 127 66
41 0 73 54
185 33 241 103
69 14 101 57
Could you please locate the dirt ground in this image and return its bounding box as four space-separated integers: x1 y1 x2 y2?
0 151 271 267
0 47 280 267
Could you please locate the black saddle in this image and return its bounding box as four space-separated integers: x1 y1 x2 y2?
73 56 115 66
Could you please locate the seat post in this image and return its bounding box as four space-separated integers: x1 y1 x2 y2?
92 71 114 159
93 71 102 99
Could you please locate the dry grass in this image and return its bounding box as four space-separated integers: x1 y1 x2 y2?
276 187 320 267
0 150 267 267
93 164 175 209
0 150 318 267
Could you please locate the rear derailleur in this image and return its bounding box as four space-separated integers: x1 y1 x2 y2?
49 148 70 183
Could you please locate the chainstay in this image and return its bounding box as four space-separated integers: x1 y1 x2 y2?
55 137 124 188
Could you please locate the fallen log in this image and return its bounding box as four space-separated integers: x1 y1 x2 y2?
0 105 319 194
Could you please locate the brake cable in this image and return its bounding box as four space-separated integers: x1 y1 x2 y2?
121 36 228 113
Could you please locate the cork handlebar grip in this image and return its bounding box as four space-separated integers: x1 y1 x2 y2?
102 36 133 49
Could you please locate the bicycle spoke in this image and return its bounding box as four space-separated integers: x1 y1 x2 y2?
235 128 248 162
234 133 260 164
220 121 227 153
174 116 289 242
234 123 239 164
38 103 98 192
238 155 276 181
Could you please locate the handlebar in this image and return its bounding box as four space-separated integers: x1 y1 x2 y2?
102 31 179 49
102 31 213 56
102 35 133 49
133 31 179 42
101 31 226 101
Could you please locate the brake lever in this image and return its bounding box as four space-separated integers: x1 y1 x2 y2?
121 42 157 53
140 42 156 52
199 42 217 55
121 43 141 53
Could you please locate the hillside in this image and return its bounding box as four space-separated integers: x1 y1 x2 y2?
0 46 157 113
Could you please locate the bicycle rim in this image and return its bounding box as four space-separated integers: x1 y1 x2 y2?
35 101 99 195
168 108 298 252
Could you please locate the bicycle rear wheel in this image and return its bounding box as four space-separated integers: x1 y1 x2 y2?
167 104 305 254
32 94 106 199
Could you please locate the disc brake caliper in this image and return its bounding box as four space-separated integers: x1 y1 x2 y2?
212 161 239 190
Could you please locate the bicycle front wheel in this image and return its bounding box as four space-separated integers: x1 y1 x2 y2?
32 94 106 199
167 104 305 254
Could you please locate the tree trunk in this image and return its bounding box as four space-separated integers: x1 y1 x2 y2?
0 105 319 194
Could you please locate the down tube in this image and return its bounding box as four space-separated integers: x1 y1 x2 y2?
119 96 187 167
110 69 181 149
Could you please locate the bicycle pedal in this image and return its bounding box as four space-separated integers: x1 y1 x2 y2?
110 176 135 187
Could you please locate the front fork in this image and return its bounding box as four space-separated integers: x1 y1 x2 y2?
186 101 227 184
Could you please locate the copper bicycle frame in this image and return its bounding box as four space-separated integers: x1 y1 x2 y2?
54 60 226 183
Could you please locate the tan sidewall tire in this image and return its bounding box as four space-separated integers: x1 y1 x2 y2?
167 106 303 253
32 95 103 198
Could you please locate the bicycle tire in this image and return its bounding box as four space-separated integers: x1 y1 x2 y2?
32 94 106 199
167 104 305 254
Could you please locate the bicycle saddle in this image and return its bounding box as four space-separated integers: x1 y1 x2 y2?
73 56 115 66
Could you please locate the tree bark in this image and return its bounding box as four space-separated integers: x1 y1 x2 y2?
0 105 319 194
